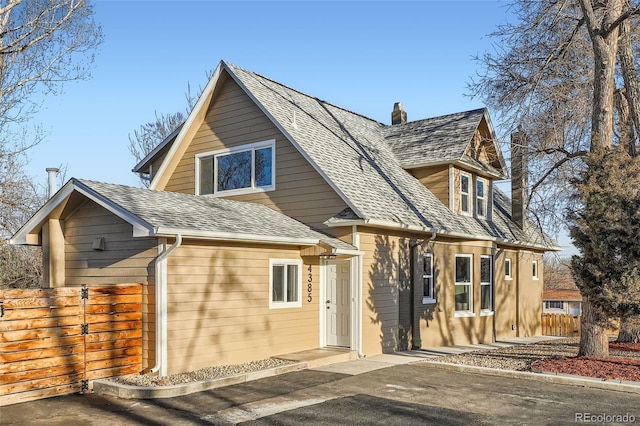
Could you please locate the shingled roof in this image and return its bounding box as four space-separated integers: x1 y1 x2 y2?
11 178 358 252
221 62 555 250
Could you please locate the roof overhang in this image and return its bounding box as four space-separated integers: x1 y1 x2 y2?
324 217 559 251
150 226 320 246
10 179 154 246
132 123 184 174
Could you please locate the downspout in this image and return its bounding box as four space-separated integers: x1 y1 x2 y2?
491 242 497 343
352 225 364 358
149 234 182 376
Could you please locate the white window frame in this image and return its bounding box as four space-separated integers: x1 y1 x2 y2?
422 253 436 304
480 255 493 315
460 172 472 216
476 178 488 219
545 301 564 310
532 259 539 280
454 254 474 317
195 139 276 196
505 258 513 280
269 259 302 309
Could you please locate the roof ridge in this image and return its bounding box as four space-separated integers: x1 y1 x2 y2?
224 61 386 127
393 107 487 128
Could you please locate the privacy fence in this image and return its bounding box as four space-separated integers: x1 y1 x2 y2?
541 313 581 337
0 284 142 406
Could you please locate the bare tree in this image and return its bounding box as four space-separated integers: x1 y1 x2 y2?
470 0 640 357
0 0 102 288
128 111 184 187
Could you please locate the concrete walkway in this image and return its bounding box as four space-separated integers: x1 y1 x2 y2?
311 336 563 376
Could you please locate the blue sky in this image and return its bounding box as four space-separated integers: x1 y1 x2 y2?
26 0 574 254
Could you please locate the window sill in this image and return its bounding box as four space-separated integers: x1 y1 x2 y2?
209 185 275 198
480 310 495 316
532 277 539 281
269 301 302 309
422 297 437 305
454 311 475 318
505 277 513 281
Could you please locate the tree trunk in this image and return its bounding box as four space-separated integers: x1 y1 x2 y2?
578 297 610 357
614 88 635 153
617 315 640 343
579 0 622 150
618 19 640 156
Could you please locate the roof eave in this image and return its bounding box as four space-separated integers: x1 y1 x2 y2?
153 226 320 246
132 123 184 173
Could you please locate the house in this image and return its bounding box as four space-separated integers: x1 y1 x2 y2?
11 60 558 376
543 289 582 316
542 259 581 316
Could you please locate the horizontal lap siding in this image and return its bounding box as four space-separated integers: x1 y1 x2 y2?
412 165 450 208
63 201 157 370
64 201 157 286
164 72 347 231
165 241 320 375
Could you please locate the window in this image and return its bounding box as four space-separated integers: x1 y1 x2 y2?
269 259 302 309
476 178 488 218
545 301 564 310
532 260 539 280
422 253 435 303
460 173 471 215
505 258 512 280
196 140 275 196
480 255 493 313
454 254 473 316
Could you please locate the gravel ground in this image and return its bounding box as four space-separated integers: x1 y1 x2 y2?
434 337 640 372
106 358 295 387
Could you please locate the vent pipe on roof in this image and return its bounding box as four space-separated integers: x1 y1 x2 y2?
46 168 59 199
510 132 528 229
392 102 407 125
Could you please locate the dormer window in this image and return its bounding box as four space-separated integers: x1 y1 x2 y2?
196 140 275 196
460 172 471 215
476 178 488 218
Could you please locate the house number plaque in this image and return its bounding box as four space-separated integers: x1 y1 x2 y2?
307 264 313 302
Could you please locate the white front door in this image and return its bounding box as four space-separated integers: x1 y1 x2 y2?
326 259 350 347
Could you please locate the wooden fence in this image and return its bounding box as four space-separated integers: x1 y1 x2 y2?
541 313 581 337
0 284 142 406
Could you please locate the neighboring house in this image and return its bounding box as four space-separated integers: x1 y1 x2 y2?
543 289 582 316
11 60 558 376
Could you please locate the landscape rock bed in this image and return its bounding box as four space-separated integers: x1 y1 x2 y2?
435 338 640 382
106 358 295 387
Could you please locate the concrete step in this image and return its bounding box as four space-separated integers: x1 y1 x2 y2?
273 347 357 369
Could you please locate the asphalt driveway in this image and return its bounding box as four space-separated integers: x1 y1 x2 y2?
1 363 638 425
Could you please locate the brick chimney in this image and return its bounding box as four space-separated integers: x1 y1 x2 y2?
392 102 407 125
511 132 528 228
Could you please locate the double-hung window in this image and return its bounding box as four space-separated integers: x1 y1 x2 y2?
505 258 512 280
454 254 473 316
532 260 539 280
480 255 493 314
197 140 275 196
269 259 302 309
476 178 488 218
460 173 471 215
422 253 435 303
